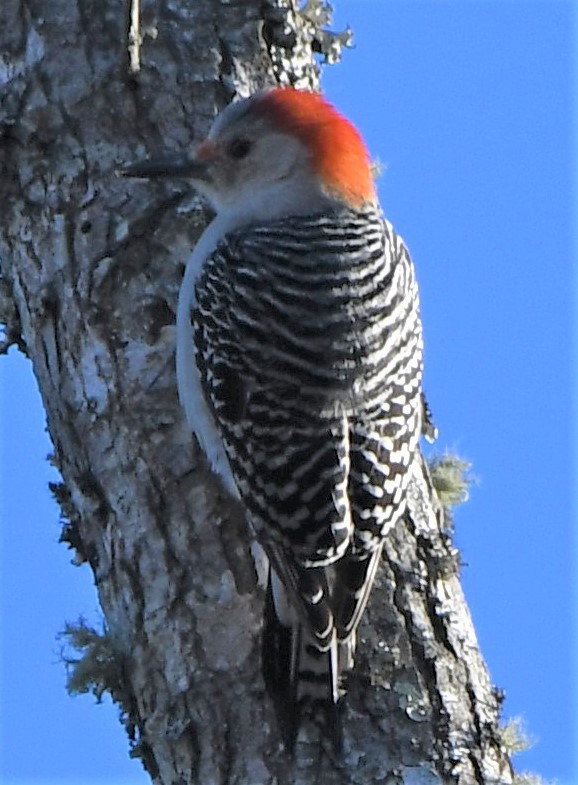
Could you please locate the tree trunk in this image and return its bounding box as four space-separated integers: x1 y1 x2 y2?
0 1 513 782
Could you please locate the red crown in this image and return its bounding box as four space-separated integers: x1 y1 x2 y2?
253 88 376 208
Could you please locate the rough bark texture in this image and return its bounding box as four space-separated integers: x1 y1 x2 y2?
0 1 513 783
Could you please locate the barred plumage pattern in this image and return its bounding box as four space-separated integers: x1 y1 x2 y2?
192 205 424 742
195 205 422 551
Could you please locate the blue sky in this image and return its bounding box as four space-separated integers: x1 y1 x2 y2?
0 2 575 783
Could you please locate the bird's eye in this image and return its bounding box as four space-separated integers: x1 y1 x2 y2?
227 138 252 160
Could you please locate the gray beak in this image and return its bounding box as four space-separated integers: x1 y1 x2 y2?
119 152 209 180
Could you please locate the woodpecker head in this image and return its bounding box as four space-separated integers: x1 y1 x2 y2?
122 88 376 221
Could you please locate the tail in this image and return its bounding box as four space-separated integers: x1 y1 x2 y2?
261 543 386 753
261 565 344 752
332 544 384 647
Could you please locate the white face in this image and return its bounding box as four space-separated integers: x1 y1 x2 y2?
189 96 330 220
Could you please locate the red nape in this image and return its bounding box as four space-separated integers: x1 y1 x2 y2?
253 88 376 208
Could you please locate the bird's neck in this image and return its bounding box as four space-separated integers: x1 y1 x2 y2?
211 178 347 229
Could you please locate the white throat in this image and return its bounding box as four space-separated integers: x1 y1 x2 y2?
205 175 336 226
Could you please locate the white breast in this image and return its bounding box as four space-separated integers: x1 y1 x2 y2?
176 215 240 499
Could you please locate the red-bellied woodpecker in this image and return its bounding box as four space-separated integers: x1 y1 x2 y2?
123 87 434 750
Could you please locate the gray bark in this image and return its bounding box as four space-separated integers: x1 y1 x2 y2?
0 1 513 782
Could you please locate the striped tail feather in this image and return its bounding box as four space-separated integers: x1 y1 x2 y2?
332 544 384 645
261 565 344 752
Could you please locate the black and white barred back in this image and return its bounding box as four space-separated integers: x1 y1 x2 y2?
194 205 423 556
193 205 424 743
